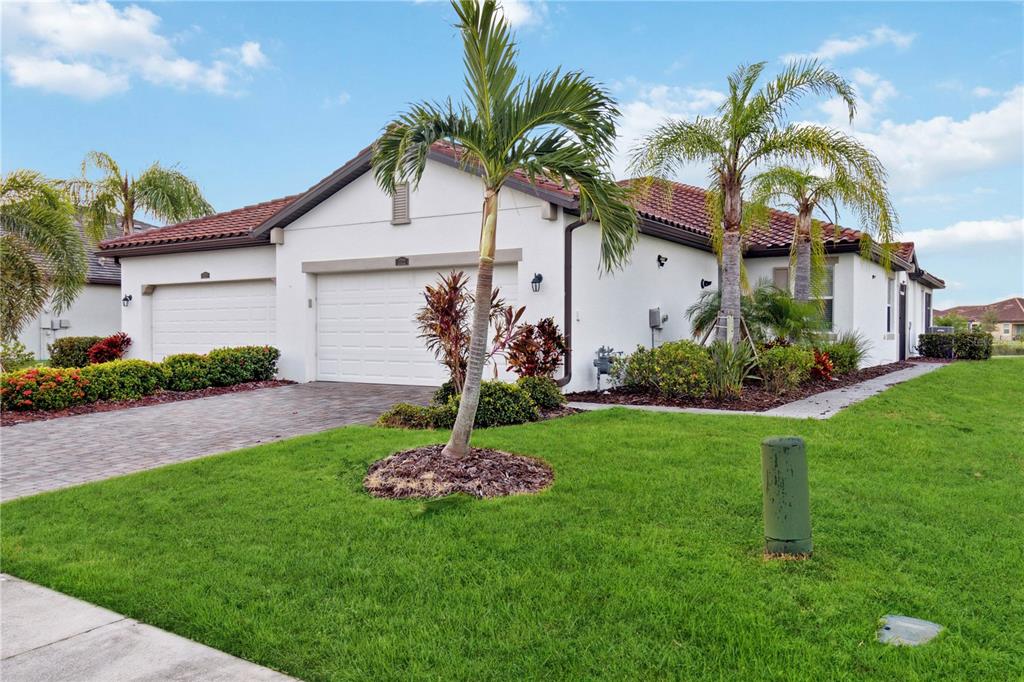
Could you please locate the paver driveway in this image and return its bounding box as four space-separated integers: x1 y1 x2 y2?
0 382 433 502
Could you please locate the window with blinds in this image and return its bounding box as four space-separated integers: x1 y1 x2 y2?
391 182 410 225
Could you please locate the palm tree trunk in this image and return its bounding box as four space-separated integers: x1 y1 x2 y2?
443 188 498 458
793 225 812 302
718 183 743 347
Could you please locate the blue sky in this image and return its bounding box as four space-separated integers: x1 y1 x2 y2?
2 1 1021 308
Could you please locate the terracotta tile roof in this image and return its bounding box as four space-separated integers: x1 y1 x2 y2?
935 297 1024 323
99 195 299 250
620 178 863 251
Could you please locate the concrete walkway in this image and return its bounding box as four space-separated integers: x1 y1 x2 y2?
1 381 433 502
570 362 942 420
0 574 295 681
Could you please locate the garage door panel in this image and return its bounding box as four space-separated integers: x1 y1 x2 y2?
317 265 517 384
152 280 276 360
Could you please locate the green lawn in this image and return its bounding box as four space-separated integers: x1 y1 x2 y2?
3 361 1022 680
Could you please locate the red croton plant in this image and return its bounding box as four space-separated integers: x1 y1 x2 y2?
811 348 834 381
87 332 132 364
506 318 568 378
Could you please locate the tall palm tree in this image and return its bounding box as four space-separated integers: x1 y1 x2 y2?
71 152 213 237
629 61 885 346
374 0 637 457
0 171 86 342
749 165 897 301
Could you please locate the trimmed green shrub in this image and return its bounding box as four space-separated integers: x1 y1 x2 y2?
48 336 103 368
445 380 539 428
614 341 712 398
757 345 814 394
820 331 870 375
207 346 281 386
80 360 167 402
917 333 953 359
1 340 36 372
918 331 991 360
953 331 992 360
433 380 458 406
163 353 212 392
376 402 441 429
0 366 89 411
516 375 566 410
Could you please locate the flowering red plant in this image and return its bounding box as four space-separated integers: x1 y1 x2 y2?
811 348 834 381
87 332 132 364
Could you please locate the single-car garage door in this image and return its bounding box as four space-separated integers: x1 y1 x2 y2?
316 265 517 385
151 280 276 360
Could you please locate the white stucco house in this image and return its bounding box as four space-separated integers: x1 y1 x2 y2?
98 141 944 392
19 221 157 360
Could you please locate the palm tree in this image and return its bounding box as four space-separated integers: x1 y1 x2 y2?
373 0 637 457
629 61 885 346
71 152 213 237
749 165 896 302
0 171 86 342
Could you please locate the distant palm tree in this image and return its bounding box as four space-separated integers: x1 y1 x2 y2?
0 171 86 341
630 60 885 345
71 151 213 237
750 165 896 302
373 0 637 457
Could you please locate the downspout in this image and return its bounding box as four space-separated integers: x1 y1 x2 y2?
556 216 587 388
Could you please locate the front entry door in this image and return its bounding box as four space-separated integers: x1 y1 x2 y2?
898 283 907 361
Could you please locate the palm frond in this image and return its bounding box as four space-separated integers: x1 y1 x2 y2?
451 0 518 131
135 163 214 224
750 59 857 127
627 117 725 180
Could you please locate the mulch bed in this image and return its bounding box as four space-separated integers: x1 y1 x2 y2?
566 361 919 412
0 380 295 427
364 444 554 499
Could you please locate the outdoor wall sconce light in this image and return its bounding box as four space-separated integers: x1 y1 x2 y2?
121 294 133 307
700 278 713 289
657 254 668 268
531 273 543 292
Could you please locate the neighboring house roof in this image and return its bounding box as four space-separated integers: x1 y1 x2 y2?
95 142 943 288
935 297 1024 323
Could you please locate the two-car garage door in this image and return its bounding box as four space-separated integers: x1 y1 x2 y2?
151 280 276 361
316 265 517 385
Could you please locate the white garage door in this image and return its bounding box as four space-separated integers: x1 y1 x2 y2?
151 280 276 360
317 265 518 385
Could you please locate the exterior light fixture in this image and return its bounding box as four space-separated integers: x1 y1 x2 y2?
700 278 713 289
121 294 133 307
657 254 668 268
531 273 543 292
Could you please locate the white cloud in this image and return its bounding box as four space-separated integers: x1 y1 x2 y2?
1 0 267 98
783 25 915 63
497 0 547 27
971 86 997 98
902 217 1023 250
612 80 726 179
4 55 128 99
238 41 267 69
854 86 1023 190
322 91 352 108
820 67 897 128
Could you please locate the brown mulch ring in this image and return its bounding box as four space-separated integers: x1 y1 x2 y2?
364 444 554 499
566 361 919 413
0 380 295 427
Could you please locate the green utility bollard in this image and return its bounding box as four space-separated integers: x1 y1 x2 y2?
761 436 813 556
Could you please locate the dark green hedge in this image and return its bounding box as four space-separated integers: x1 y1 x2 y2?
48 336 104 368
918 331 992 360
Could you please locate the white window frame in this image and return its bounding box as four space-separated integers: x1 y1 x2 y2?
818 260 836 331
886 276 895 333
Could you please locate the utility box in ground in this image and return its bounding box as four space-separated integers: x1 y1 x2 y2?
761 436 813 556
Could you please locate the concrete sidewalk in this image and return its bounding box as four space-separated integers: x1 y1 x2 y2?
1 574 295 681
570 362 942 420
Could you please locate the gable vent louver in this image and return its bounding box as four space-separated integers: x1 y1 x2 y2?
391 182 411 225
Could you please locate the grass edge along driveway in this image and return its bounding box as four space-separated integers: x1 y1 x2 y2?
2 361 1022 681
